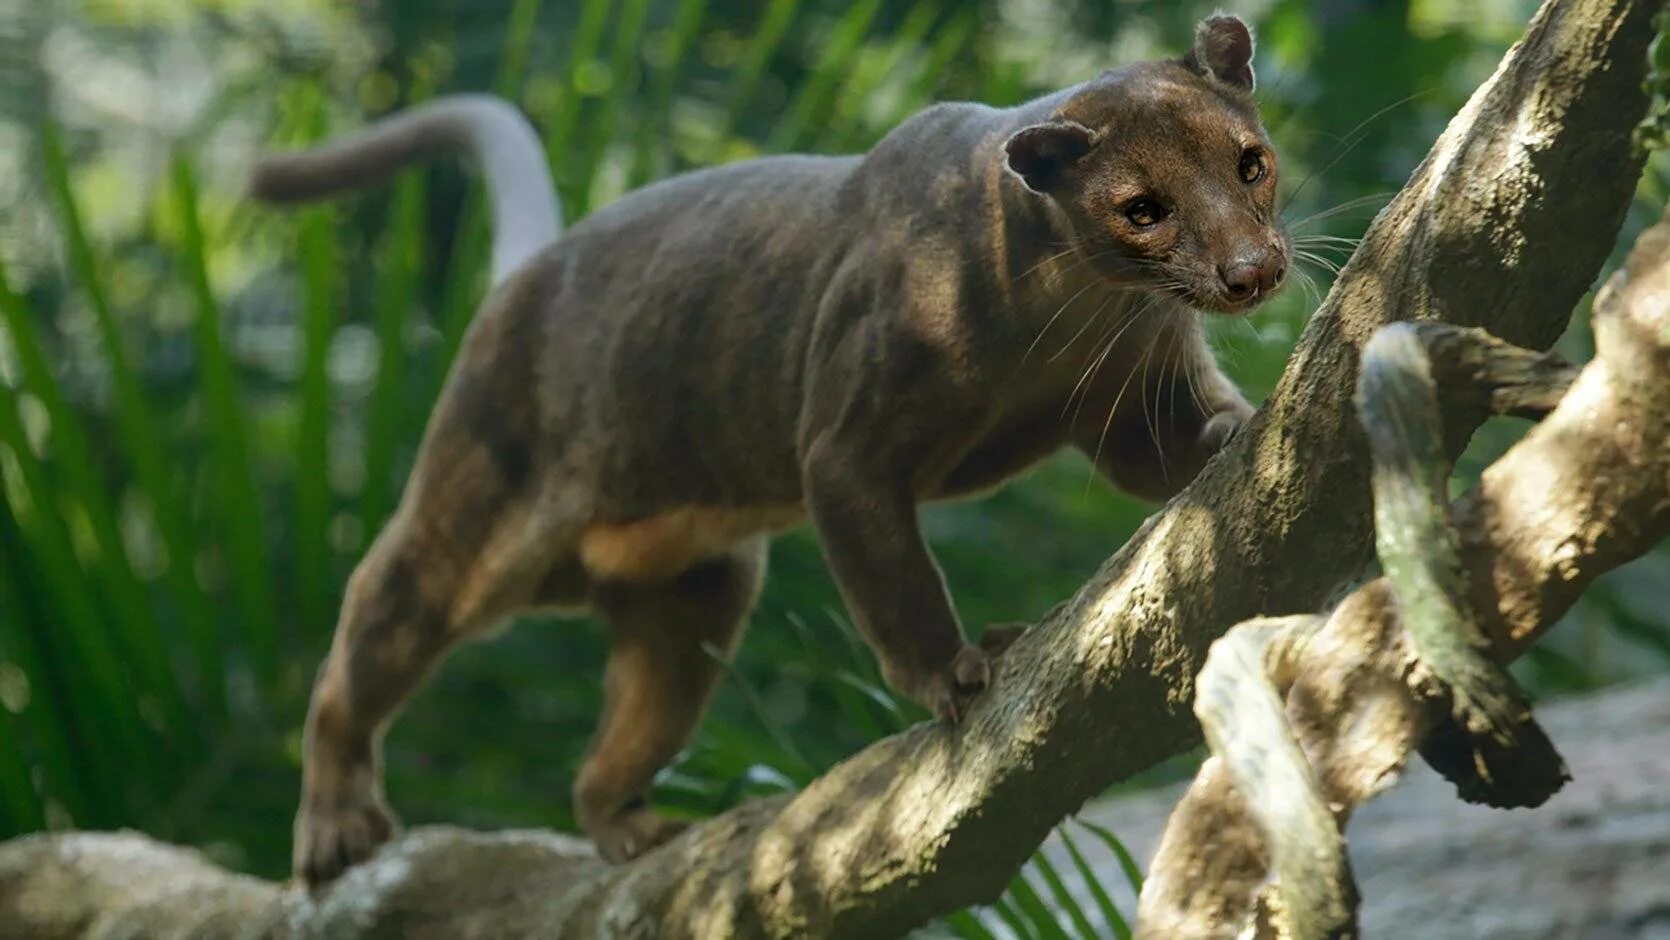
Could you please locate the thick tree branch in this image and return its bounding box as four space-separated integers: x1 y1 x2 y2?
1136 225 1670 938
1190 615 1350 937
0 1 1655 936
1362 324 1569 811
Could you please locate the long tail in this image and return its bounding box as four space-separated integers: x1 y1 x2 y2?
249 94 561 286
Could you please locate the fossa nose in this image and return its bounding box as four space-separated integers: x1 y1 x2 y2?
1218 248 1285 301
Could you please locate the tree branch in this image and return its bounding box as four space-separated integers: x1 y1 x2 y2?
1190 615 1350 937
1136 224 1670 938
0 0 1655 936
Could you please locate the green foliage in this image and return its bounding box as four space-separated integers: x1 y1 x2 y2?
1060 826 1133 939
1636 7 1670 153
1 1 1667 935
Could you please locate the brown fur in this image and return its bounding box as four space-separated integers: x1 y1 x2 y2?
579 506 803 581
271 17 1289 884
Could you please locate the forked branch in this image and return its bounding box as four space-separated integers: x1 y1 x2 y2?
1137 218 1670 939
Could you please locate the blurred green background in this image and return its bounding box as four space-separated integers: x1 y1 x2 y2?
0 0 1666 929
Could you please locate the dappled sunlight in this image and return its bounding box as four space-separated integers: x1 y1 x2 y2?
1 1 1667 937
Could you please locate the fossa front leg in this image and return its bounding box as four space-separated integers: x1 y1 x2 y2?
804 437 990 722
1077 335 1254 502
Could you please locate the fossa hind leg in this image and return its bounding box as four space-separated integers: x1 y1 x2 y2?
294 379 575 885
295 492 581 884
574 537 767 862
295 495 575 884
293 520 436 886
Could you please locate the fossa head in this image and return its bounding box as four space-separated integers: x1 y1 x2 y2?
1004 16 1288 315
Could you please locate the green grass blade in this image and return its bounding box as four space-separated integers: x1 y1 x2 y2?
721 0 803 137
628 0 710 187
1007 868 1072 940
942 909 1002 940
545 0 613 211
295 95 338 641
824 604 931 725
766 0 884 152
436 0 550 377
900 6 976 114
0 541 56 832
434 206 486 377
361 167 430 540
688 719 804 795
777 609 886 740
817 0 942 152
822 604 881 682
38 123 224 715
358 72 435 539
295 204 335 634
1030 847 1100 940
1074 817 1144 897
992 895 1036 940
0 495 94 825
495 0 544 100
1588 587 1670 661
703 642 820 781
0 385 153 816
0 260 194 737
573 0 653 216
0 695 40 834
832 671 910 733
171 153 281 688
1059 827 1132 940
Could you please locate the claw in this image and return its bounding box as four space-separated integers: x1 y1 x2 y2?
294 795 399 888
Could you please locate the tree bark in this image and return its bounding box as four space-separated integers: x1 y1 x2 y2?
0 0 1656 936
1136 218 1670 938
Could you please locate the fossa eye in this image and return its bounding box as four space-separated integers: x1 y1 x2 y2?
1238 148 1266 184
1125 199 1167 227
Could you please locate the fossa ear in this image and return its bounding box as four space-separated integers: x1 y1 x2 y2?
1003 121 1097 194
1184 15 1256 91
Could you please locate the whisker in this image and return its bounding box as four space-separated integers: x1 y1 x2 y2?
1180 323 1206 416
1293 243 1356 258
1089 329 1160 488
1066 309 1138 421
1133 325 1167 483
1163 322 1186 437
1285 191 1396 230
1213 321 1246 371
1295 247 1342 265
1048 286 1120 363
1014 245 1084 283
1292 265 1324 309
1291 234 1362 250
1065 292 1163 425
1294 250 1344 277
1049 247 1124 284
1022 275 1105 363
1292 239 1359 253
1283 90 1432 210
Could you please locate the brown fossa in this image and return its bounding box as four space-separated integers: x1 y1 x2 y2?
250 15 1289 883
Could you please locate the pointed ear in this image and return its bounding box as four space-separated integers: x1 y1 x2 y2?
1004 121 1097 194
1184 15 1256 91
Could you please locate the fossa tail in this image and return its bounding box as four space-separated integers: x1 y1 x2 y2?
250 94 559 285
